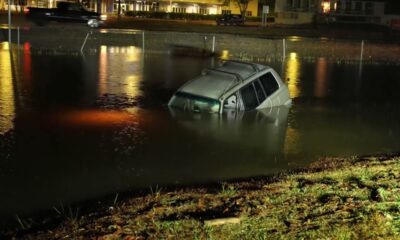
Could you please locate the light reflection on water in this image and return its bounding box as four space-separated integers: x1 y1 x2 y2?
170 106 289 156
0 42 15 134
1 45 400 218
98 45 144 99
314 57 330 98
285 52 301 98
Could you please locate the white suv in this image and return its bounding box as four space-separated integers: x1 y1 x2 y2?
168 61 291 114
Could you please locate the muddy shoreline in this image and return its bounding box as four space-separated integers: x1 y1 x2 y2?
2 152 400 238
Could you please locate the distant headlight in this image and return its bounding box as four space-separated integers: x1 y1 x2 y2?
100 14 107 21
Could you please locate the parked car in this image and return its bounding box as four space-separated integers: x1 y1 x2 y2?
168 60 291 114
25 1 107 28
216 14 245 26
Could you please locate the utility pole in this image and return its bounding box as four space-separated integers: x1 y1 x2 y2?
8 0 11 44
96 0 101 14
262 5 269 27
118 0 121 17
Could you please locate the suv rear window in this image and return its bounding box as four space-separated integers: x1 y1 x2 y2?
259 72 279 96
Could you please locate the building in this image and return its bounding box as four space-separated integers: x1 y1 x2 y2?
106 0 259 16
9 0 258 16
274 0 317 24
274 0 390 25
318 0 385 24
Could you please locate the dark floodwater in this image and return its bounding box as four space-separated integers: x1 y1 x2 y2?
1 42 400 219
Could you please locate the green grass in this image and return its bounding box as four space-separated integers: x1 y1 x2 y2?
219 183 237 198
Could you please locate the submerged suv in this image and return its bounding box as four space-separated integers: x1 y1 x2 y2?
216 14 245 25
168 61 291 114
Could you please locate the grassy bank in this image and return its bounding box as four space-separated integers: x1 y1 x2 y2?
3 154 400 239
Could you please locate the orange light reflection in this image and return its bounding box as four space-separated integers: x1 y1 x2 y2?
314 57 329 98
56 110 136 127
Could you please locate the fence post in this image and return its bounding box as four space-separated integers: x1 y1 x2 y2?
17 26 20 47
212 35 215 54
80 32 91 53
360 40 364 63
358 40 364 84
282 38 286 60
142 31 145 54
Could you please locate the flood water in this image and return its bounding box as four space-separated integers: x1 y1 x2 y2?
1 42 400 220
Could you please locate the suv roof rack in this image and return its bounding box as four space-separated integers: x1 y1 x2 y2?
222 60 260 73
202 68 244 82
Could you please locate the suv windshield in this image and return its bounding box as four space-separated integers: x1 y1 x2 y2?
169 92 220 113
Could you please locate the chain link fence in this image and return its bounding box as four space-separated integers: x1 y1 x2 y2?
11 27 400 64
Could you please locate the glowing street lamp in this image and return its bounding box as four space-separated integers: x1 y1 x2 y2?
321 0 330 13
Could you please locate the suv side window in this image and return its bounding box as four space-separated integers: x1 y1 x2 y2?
259 72 279 96
254 80 266 103
240 83 258 110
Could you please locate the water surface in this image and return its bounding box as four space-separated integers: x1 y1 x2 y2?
1 42 400 219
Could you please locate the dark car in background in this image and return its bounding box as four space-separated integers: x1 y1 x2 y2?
216 14 245 26
26 1 106 27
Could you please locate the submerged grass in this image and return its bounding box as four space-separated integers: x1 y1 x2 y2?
2 154 400 239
